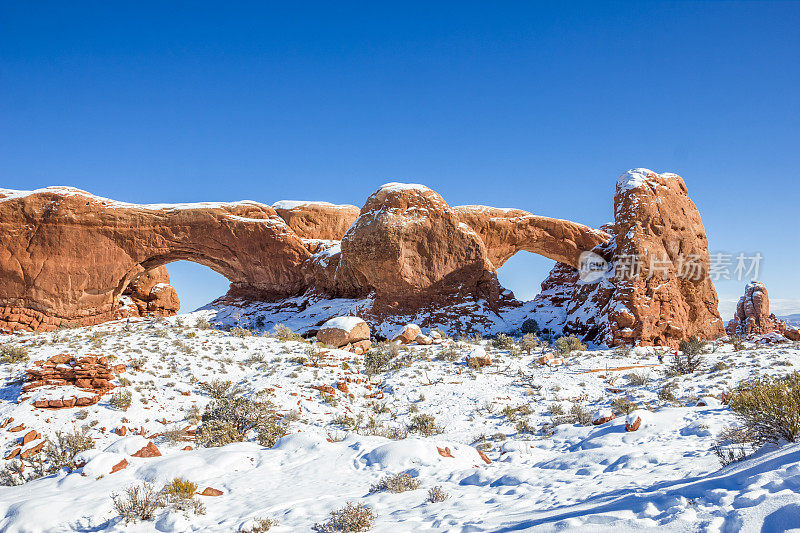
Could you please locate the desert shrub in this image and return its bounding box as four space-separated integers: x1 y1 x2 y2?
426 485 450 503
196 420 243 447
727 372 800 445
670 336 706 374
231 326 252 338
313 502 376 533
364 343 398 376
521 318 540 335
129 356 147 371
162 477 197 500
553 335 586 356
196 395 287 448
547 403 565 416
567 403 593 425
492 333 516 350
520 333 540 354
712 426 754 466
271 324 302 342
162 426 192 445
195 317 211 330
515 419 536 434
658 382 678 402
200 379 244 399
112 481 164 524
611 396 638 415
241 517 279 532
435 345 459 362
711 361 731 372
369 472 421 493
305 345 326 367
0 345 29 364
109 390 132 411
613 344 632 357
625 371 650 386
0 428 94 486
44 429 95 471
407 414 442 436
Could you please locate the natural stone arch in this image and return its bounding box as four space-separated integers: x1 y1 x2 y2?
452 205 610 270
0 187 313 330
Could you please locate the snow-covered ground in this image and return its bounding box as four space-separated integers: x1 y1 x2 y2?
1 311 799 532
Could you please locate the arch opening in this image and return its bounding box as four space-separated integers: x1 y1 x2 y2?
495 251 557 302
165 261 232 313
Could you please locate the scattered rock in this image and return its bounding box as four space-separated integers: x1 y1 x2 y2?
392 324 422 344
592 409 615 425
110 458 128 473
466 346 491 367
131 441 161 458
625 412 642 432
316 317 370 351
199 487 223 496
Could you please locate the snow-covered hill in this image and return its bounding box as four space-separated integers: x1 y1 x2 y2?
1 311 799 532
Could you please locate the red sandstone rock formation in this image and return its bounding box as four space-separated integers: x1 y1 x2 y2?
529 169 724 347
123 266 180 317
340 183 490 298
726 282 796 339
23 354 124 408
0 171 724 347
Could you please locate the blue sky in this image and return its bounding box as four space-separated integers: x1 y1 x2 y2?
2 2 798 316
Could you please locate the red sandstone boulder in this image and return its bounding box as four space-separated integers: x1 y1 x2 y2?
316 317 370 350
625 412 642 432
131 441 161 458
592 409 616 425
199 487 223 496
392 324 422 344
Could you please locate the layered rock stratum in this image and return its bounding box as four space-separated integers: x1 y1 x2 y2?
0 169 725 346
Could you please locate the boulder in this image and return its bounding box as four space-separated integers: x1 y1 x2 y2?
131 441 161 458
393 324 422 344
199 487 223 496
625 412 642 431
592 408 615 425
316 316 370 349
466 346 492 367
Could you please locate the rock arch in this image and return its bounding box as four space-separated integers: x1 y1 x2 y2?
0 170 725 347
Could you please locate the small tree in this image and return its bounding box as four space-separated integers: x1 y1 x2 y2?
553 335 586 357
521 319 540 335
671 336 706 374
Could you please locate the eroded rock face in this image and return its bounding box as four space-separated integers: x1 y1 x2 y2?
123 266 180 317
726 282 792 338
272 201 360 241
340 183 490 298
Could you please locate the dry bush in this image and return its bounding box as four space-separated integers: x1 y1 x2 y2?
195 317 212 330
611 396 638 415
567 404 593 425
241 517 279 532
200 379 244 399
271 324 302 341
435 345 459 362
407 414 442 436
305 345 326 367
520 333 540 354
625 371 650 386
313 502 376 532
492 333 516 350
426 485 450 503
160 477 205 514
369 472 421 494
727 372 800 445
712 426 754 466
364 343 398 376
0 345 29 363
553 335 586 356
196 395 287 448
112 482 164 524
109 390 132 410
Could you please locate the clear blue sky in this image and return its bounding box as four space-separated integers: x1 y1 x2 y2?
2 2 798 316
